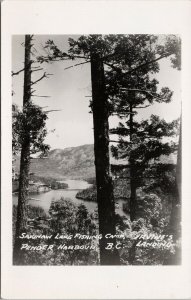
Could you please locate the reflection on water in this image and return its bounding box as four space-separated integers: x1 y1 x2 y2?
12 180 128 216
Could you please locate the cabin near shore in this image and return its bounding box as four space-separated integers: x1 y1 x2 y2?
28 181 51 193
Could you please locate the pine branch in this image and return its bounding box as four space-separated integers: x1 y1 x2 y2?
127 54 168 74
31 89 36 95
31 66 42 69
63 54 87 60
37 53 87 63
12 68 25 76
32 95 51 98
44 109 62 113
104 54 168 76
120 88 155 98
111 112 136 115
120 88 170 102
104 62 122 73
135 105 150 109
30 72 52 85
64 60 90 70
30 68 43 73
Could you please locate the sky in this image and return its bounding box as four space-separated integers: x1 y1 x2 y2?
12 35 181 150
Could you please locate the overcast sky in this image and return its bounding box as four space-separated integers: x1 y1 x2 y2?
12 35 181 150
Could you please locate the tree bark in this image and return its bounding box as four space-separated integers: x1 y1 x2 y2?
176 115 182 204
169 115 181 240
90 52 120 265
164 115 181 265
129 101 137 221
13 35 32 265
130 173 137 221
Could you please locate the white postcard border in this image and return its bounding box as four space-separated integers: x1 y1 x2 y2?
1 1 191 299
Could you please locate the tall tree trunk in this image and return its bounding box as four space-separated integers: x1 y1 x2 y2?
129 100 137 221
13 35 32 265
130 173 137 221
176 115 181 205
169 116 182 238
90 52 120 265
165 116 181 265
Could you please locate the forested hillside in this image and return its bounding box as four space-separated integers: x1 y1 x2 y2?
13 144 176 180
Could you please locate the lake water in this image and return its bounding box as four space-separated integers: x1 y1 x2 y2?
12 179 128 217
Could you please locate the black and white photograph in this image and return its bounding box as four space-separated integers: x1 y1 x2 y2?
12 34 181 266
2 1 191 299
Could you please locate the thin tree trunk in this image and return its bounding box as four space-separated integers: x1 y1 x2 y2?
169 115 182 240
128 240 137 264
13 35 32 265
130 174 137 221
176 115 181 205
90 52 120 265
129 100 137 221
164 115 181 265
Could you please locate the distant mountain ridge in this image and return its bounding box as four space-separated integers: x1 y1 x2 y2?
14 144 177 180
14 144 95 180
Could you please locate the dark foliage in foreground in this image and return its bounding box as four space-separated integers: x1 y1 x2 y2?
13 189 181 265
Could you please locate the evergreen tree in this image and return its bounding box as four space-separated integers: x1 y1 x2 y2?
111 114 178 220
107 73 175 222
13 35 50 264
68 35 121 264
37 34 180 264
103 34 180 221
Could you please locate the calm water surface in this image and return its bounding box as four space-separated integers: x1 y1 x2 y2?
13 179 128 216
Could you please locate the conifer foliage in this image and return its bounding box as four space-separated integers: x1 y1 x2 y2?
12 34 181 265
13 35 50 264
